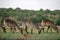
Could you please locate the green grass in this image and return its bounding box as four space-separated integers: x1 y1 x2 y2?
0 27 60 40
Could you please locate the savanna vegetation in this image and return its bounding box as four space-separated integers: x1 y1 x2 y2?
0 8 60 24
0 8 60 40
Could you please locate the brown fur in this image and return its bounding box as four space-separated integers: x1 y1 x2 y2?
1 18 22 33
21 17 40 34
39 19 58 34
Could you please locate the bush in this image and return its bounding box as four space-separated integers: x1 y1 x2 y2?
56 18 60 25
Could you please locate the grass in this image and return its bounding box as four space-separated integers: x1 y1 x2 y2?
0 27 60 40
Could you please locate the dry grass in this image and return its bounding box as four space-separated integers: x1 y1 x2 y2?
17 34 30 40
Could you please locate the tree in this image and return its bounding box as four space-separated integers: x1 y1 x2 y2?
45 9 51 13
0 8 9 18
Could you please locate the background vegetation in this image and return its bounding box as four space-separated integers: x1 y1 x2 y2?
0 8 60 40
0 8 60 25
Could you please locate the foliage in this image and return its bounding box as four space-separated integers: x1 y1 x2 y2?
0 8 60 24
56 17 60 25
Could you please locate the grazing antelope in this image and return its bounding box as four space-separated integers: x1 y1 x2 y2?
38 19 58 34
0 18 23 33
21 17 40 34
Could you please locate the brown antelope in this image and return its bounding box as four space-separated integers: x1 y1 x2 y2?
0 18 23 33
21 17 40 34
38 19 58 34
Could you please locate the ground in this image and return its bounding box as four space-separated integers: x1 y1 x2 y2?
0 27 60 40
